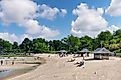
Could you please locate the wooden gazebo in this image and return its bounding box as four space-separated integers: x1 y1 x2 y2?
93 47 112 60
57 50 67 57
77 48 90 60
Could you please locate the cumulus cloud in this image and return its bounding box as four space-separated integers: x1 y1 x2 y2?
106 0 121 16
60 9 67 17
71 3 120 37
38 4 59 20
0 0 61 42
71 3 108 37
38 4 67 20
0 0 37 24
107 25 120 33
0 33 32 43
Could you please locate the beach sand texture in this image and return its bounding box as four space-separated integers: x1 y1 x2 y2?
5 54 121 80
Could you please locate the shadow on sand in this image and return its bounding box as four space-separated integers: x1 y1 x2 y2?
85 58 103 61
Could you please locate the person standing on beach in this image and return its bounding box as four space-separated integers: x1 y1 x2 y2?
1 60 3 65
12 61 14 65
5 60 8 65
82 60 85 68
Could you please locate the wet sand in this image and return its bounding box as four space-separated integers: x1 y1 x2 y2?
0 57 46 80
0 64 40 80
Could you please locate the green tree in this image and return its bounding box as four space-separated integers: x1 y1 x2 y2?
79 36 93 51
12 42 19 53
62 35 80 52
114 29 121 37
32 38 49 53
0 39 12 53
19 38 32 55
97 31 112 49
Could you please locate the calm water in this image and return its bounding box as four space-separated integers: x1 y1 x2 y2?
0 69 14 79
0 65 39 80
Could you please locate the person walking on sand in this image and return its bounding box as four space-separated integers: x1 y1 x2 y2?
1 60 3 65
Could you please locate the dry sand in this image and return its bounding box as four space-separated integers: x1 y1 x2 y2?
6 54 121 80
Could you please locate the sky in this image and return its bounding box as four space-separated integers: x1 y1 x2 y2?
0 0 121 43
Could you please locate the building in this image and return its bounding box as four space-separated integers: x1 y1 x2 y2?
93 47 112 60
77 48 90 57
57 50 68 57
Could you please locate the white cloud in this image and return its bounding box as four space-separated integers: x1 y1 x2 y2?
38 4 67 20
106 0 121 16
71 3 120 37
39 26 60 38
60 9 67 17
71 3 108 37
0 31 60 43
25 20 43 34
38 4 59 20
0 33 18 43
0 0 37 24
0 33 32 43
0 0 60 41
107 25 120 33
24 19 60 37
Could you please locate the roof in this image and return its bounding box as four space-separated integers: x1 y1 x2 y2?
80 48 90 52
58 50 67 53
93 47 112 54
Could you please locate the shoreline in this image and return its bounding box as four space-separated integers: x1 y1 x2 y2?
0 56 46 80
1 64 40 80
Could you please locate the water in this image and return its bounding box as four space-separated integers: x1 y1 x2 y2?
0 69 13 79
0 65 39 79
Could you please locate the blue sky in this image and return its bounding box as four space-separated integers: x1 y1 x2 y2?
0 0 121 43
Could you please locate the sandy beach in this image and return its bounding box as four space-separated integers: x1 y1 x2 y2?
3 54 120 80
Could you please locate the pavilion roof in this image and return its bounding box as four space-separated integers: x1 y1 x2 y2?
58 50 67 53
80 48 90 52
93 47 112 54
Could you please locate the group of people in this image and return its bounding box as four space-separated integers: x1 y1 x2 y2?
0 60 14 65
59 53 68 57
67 58 85 68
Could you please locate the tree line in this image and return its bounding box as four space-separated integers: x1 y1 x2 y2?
1 29 121 54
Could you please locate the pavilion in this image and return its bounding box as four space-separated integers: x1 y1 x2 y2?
77 48 90 57
93 47 112 60
76 48 90 60
57 50 68 57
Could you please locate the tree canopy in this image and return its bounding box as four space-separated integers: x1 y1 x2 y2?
1 29 121 54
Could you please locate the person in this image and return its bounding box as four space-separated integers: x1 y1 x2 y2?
1 60 3 65
82 60 85 68
5 60 8 65
114 52 116 56
12 61 14 65
77 60 85 68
